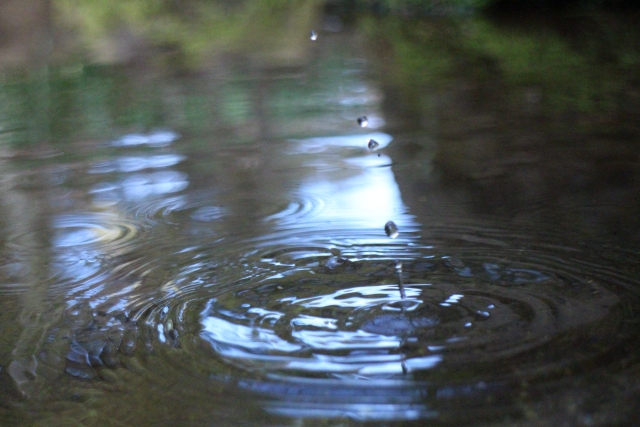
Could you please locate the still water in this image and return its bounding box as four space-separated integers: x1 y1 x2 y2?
1 8 640 427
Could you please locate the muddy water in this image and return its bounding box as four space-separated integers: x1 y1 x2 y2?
0 12 640 427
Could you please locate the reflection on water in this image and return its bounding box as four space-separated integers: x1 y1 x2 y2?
0 6 640 427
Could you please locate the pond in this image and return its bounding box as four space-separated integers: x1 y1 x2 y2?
1 3 640 426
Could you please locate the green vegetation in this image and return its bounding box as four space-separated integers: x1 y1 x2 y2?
55 0 322 67
0 0 637 149
325 0 637 16
359 12 640 129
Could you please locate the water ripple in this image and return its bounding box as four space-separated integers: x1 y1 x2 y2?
43 207 640 421
53 213 143 250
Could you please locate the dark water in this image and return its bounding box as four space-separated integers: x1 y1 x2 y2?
1 6 640 427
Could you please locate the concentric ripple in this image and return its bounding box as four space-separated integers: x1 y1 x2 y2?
197 249 624 375
52 217 640 421
263 192 327 226
38 133 640 423
53 213 143 250
192 234 637 419
48 212 152 294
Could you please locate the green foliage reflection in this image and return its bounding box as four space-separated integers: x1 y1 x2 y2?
55 0 321 66
360 13 640 123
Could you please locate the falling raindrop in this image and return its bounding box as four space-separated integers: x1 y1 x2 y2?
385 221 399 238
367 139 379 150
310 30 318 41
357 116 368 127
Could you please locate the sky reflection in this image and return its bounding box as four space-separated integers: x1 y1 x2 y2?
283 132 418 234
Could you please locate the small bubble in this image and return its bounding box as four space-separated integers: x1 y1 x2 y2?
357 116 368 127
385 221 399 238
310 30 318 41
367 139 379 150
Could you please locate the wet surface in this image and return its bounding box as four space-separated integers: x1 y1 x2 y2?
1 6 640 427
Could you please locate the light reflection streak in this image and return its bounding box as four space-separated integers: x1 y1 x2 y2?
284 132 418 234
199 134 437 419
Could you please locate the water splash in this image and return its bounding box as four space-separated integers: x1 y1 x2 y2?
395 261 406 299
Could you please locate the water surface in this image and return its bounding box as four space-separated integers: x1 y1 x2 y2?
1 7 640 427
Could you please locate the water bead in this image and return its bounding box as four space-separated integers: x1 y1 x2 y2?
385 221 399 238
310 31 318 41
367 139 379 150
357 116 368 127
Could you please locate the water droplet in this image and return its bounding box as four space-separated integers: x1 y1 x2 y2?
310 30 317 41
367 139 379 150
385 221 399 238
357 116 368 127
